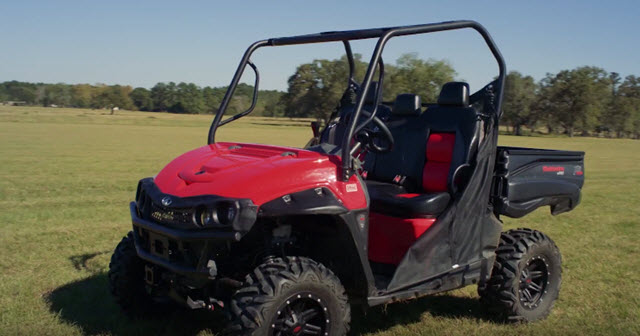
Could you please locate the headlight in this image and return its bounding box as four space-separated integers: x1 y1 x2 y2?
194 206 215 227
194 203 237 227
201 208 216 226
217 204 237 226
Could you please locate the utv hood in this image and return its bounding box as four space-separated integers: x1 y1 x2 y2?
153 142 366 209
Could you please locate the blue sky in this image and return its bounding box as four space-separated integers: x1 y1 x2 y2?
1 1 638 91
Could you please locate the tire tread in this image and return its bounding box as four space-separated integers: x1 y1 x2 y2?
478 228 562 322
228 256 350 335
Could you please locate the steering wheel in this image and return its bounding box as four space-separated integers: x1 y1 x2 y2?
355 110 394 153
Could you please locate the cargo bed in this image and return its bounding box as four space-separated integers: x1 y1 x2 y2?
492 146 585 218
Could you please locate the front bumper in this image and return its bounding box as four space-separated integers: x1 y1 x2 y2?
131 202 241 277
130 178 258 278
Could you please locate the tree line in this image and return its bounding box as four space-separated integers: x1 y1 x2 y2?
2 53 639 138
503 69 640 138
0 81 282 116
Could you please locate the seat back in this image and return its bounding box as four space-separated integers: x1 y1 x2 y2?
423 82 480 193
365 94 425 189
367 82 480 194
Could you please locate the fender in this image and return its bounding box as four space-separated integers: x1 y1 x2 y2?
258 187 348 216
258 182 377 297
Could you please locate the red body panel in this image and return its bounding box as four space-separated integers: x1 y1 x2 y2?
154 142 367 209
368 212 436 265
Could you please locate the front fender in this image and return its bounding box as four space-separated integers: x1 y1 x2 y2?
258 187 348 217
257 186 377 298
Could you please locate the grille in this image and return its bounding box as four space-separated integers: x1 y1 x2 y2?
148 201 195 228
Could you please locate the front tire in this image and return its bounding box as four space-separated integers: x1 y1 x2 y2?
228 256 350 335
479 228 562 322
108 231 172 317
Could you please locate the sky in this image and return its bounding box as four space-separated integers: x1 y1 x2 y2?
1 1 638 92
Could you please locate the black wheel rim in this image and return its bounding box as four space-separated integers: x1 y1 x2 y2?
269 292 329 336
519 255 550 309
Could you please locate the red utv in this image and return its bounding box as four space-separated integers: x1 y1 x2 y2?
109 21 585 335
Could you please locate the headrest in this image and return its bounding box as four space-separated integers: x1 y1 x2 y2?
437 82 470 107
392 94 422 116
364 82 379 105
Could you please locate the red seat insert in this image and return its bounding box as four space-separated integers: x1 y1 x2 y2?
423 132 455 192
396 193 421 198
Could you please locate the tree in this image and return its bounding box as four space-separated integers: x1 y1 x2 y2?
169 82 205 114
42 83 72 107
150 82 177 112
129 87 153 111
0 81 38 104
384 53 456 102
202 86 225 114
70 84 94 108
598 72 625 137
91 84 134 111
260 90 286 117
617 75 640 139
280 53 455 121
538 67 610 137
502 71 538 135
280 57 352 120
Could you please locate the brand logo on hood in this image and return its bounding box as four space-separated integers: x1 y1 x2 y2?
161 196 173 207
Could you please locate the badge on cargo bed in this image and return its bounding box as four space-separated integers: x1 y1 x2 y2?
542 166 564 175
573 165 583 176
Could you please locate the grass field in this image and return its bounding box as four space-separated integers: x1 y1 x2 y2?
0 106 638 336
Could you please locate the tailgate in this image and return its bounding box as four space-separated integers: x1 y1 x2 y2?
492 146 585 218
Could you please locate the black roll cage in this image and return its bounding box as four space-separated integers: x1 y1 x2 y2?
207 20 506 181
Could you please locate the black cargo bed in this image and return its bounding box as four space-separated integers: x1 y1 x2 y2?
492 146 585 218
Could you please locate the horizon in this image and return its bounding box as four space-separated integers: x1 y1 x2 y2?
1 1 638 92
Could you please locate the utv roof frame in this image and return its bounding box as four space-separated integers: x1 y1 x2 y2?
207 20 506 180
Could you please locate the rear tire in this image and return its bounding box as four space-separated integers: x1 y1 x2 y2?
228 256 350 335
479 228 562 322
108 231 173 317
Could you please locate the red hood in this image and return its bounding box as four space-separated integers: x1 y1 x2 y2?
153 142 367 209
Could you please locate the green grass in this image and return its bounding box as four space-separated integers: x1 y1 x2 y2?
0 105 638 336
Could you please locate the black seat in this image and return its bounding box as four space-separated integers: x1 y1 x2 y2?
365 82 480 218
362 93 426 186
366 180 451 217
422 82 480 194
